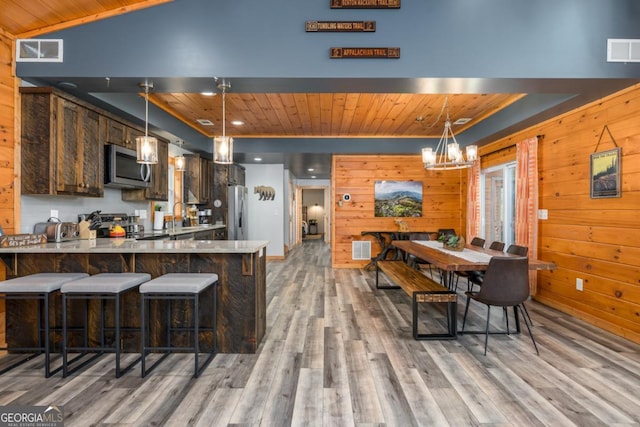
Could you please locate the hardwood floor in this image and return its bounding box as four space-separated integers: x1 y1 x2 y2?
1 240 640 426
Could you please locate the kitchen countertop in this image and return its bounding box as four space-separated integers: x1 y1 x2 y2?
0 238 268 254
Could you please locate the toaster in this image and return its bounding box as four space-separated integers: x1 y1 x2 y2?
33 221 80 242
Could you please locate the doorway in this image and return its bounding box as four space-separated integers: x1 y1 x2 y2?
481 162 516 247
297 186 330 245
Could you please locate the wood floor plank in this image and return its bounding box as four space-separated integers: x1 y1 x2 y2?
343 340 385 424
291 368 323 427
0 240 640 426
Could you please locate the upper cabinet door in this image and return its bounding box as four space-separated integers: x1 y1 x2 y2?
21 88 104 197
54 98 103 196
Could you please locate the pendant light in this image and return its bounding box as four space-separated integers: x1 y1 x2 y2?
175 154 186 172
136 82 158 164
421 97 477 170
174 140 186 172
213 81 233 164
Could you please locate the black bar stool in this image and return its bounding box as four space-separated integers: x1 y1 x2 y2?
60 273 150 378
0 273 88 377
140 273 218 378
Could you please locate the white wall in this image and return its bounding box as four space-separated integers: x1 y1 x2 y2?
242 163 285 257
21 188 152 233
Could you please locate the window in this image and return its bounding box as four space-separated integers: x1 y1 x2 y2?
481 162 516 247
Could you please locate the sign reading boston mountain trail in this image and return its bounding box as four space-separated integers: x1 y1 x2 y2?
331 0 400 9
306 21 376 32
330 47 400 58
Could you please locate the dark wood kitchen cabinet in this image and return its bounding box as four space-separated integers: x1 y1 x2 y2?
121 138 169 201
20 87 103 197
105 118 144 150
184 154 212 205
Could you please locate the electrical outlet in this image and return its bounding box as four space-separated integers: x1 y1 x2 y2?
50 209 59 219
538 209 548 220
576 278 584 291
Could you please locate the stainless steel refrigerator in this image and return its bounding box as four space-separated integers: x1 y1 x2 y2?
228 185 248 240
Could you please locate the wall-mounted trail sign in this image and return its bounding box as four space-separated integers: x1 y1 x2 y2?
330 47 400 58
306 21 376 32
330 0 400 8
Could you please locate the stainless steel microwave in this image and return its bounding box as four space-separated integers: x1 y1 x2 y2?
104 144 152 189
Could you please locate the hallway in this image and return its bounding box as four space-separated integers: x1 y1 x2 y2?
1 240 640 426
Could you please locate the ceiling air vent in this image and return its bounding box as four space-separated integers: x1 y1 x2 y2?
352 241 371 261
197 119 214 126
607 39 640 63
16 39 63 62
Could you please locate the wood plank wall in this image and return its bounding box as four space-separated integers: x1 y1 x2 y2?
0 31 15 235
331 154 468 268
481 83 640 343
0 30 14 346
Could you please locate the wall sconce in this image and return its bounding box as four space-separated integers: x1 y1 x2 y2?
136 82 158 164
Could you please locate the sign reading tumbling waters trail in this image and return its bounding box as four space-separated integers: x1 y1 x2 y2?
306 21 376 32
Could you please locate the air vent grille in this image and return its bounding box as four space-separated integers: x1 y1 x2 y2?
607 39 640 63
16 39 63 62
352 241 371 260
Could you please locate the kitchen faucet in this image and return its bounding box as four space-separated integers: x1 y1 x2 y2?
171 201 185 232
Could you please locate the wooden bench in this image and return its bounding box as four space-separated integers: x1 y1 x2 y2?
376 260 457 340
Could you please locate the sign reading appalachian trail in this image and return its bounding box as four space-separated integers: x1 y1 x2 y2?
306 21 376 32
331 0 400 8
330 47 400 58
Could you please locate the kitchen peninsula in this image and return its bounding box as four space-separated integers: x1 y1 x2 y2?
0 239 268 354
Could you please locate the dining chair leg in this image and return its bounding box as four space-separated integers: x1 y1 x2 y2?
504 307 510 334
521 302 534 327
518 304 540 355
483 305 491 356
461 294 472 333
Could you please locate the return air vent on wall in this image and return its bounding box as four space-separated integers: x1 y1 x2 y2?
607 39 640 63
352 241 371 260
16 39 63 62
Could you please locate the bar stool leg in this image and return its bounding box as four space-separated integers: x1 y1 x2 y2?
115 294 120 377
43 295 51 378
62 295 68 377
140 294 146 377
194 295 199 377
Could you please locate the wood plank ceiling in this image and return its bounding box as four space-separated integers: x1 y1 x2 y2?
151 92 524 138
0 0 523 140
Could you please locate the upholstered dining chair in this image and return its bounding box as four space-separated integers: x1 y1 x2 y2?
466 241 506 290
453 237 486 291
461 256 539 355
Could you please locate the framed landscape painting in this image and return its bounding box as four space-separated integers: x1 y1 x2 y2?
590 147 621 199
374 180 422 217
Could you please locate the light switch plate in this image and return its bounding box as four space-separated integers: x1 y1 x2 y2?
538 209 548 220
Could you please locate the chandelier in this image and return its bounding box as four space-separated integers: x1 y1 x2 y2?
213 80 233 164
136 82 159 164
421 98 477 170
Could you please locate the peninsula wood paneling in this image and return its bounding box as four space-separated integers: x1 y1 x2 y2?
332 154 468 268
482 83 640 344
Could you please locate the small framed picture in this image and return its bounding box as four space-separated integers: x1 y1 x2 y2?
590 147 621 199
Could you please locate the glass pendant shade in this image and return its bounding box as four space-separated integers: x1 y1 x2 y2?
136 135 158 164
136 82 159 164
214 81 233 164
213 135 233 164
175 154 186 172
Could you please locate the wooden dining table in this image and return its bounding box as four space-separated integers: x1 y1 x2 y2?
392 240 556 289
